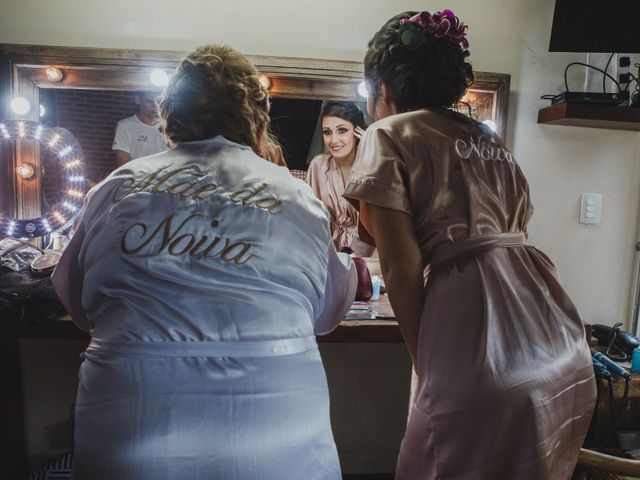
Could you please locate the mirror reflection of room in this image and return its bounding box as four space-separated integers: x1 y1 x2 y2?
112 91 166 167
305 101 375 256
39 89 167 186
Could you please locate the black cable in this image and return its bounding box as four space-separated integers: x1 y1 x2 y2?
564 62 622 94
624 377 630 400
608 377 616 429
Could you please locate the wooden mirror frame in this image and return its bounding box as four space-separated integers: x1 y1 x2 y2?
0 44 510 222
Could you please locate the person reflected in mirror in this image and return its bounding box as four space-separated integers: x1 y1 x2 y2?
112 91 167 167
306 101 374 256
261 131 288 167
52 44 357 480
344 9 596 480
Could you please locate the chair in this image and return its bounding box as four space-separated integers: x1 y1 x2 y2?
574 448 640 479
289 169 307 181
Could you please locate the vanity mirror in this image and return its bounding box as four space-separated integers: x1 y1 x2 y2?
0 44 510 230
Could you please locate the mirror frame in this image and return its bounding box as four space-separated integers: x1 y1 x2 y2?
0 43 510 221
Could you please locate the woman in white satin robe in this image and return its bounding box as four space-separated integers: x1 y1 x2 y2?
52 44 356 480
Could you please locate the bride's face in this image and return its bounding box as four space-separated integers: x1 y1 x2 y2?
322 116 356 160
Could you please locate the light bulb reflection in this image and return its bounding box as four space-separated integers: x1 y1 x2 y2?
258 75 272 91
482 119 497 132
16 163 36 179
357 81 369 99
150 69 170 87
10 97 31 115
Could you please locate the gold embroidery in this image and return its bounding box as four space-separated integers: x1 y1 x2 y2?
113 166 221 204
228 182 282 214
121 213 255 264
113 166 289 267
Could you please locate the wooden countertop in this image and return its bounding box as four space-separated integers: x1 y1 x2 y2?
1 256 401 342
1 295 401 343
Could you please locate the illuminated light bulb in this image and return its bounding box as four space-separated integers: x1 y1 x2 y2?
40 105 46 117
16 163 36 179
58 145 73 157
64 158 81 169
10 97 31 115
67 189 84 198
0 120 87 239
258 75 272 91
48 133 61 147
482 119 497 132
62 201 78 212
0 124 10 139
357 81 369 98
46 66 64 83
150 69 170 87
53 211 67 224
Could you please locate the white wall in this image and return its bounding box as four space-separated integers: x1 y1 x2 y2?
3 0 640 474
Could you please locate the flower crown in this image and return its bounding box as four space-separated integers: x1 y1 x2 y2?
399 9 469 52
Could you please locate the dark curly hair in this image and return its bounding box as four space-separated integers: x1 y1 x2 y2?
158 44 271 154
364 11 474 112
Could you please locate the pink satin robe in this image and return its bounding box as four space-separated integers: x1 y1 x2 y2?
344 108 596 479
306 154 375 257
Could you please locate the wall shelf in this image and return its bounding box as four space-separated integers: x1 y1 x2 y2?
537 103 640 131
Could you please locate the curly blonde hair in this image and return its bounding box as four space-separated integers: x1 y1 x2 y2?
158 44 271 154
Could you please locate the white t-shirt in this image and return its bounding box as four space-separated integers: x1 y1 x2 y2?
112 114 166 160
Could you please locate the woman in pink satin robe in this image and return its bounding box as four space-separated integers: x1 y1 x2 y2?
344 9 596 479
306 101 374 256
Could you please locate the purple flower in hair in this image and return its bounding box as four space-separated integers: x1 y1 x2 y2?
400 8 469 50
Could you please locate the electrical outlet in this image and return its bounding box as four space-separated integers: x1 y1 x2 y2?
618 54 631 105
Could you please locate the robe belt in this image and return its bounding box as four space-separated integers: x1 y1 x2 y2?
85 335 318 358
429 232 527 270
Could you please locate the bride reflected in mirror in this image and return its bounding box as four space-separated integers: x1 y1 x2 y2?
306 101 375 256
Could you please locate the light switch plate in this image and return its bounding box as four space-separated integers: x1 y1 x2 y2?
580 193 602 225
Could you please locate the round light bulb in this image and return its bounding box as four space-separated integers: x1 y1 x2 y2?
258 75 272 91
357 81 369 99
16 163 36 179
482 119 497 132
10 97 31 115
150 69 170 87
45 66 64 83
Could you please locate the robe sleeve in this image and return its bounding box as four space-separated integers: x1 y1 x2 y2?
51 203 91 332
51 184 107 332
343 126 411 215
314 244 357 335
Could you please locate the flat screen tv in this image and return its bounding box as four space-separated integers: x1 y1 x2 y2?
549 0 640 53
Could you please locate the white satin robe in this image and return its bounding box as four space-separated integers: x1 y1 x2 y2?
52 136 357 480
